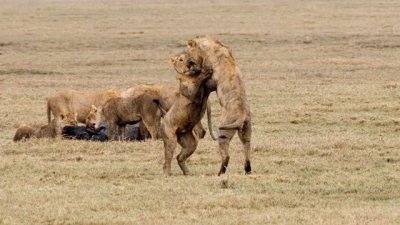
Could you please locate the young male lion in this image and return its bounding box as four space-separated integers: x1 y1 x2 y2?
86 104 150 141
159 52 213 176
185 35 252 175
92 93 163 141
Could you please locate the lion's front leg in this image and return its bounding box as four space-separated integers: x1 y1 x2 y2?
54 117 63 139
117 125 126 141
108 121 116 141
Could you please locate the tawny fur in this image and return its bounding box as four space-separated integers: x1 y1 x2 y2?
122 84 211 140
186 35 252 175
13 113 78 142
160 52 213 176
94 93 163 141
46 89 121 136
85 104 151 140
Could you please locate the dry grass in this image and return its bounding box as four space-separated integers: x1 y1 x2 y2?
1 0 400 224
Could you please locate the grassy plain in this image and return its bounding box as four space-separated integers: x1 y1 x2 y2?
0 0 399 224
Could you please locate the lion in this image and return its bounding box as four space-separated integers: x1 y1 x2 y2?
121 84 215 140
46 89 121 136
13 113 78 142
92 92 163 141
85 104 150 141
158 52 213 176
185 35 252 175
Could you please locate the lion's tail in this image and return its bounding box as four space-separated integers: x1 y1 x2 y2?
206 102 217 140
153 99 167 117
218 118 245 130
47 100 52 125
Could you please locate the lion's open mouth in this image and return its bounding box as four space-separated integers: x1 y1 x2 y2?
188 59 196 67
185 69 200 76
186 62 202 76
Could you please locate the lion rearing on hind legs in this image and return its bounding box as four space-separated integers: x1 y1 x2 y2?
186 35 252 176
159 52 214 176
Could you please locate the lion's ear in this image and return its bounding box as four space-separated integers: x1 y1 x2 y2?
91 105 96 111
170 56 177 64
187 39 197 48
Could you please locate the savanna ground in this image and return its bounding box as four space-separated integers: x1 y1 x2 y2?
0 0 399 224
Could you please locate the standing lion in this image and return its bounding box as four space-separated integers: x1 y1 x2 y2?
185 36 252 175
92 93 163 141
159 52 214 176
46 89 121 136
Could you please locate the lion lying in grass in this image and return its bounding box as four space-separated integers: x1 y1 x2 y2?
158 52 213 176
13 113 78 142
186 35 252 175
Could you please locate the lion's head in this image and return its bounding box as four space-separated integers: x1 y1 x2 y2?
60 113 78 127
171 51 202 76
185 36 235 91
85 105 98 129
50 112 78 135
186 35 234 67
86 105 104 129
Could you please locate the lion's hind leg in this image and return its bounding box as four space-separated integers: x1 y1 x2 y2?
117 125 126 141
238 120 252 174
142 120 159 140
162 124 177 176
176 131 198 175
217 129 235 176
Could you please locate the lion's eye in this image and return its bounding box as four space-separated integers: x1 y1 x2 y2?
179 58 184 62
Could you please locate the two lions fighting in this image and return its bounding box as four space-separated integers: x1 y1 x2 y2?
160 36 252 176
